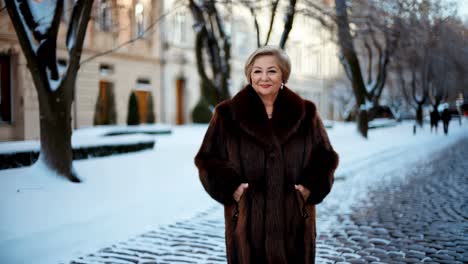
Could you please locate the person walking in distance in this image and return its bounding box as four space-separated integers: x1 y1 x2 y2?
441 108 451 135
430 108 440 133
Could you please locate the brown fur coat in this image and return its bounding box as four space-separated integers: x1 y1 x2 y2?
195 85 339 264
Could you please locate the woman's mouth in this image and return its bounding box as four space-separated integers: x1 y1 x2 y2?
260 84 271 88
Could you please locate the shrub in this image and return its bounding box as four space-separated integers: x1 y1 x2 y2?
192 98 213 123
127 92 140 125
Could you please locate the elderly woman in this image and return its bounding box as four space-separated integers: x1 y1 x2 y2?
194 46 339 264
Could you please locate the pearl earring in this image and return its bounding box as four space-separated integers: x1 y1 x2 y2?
280 83 284 90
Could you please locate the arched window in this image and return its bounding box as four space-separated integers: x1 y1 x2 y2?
173 10 187 43
98 0 112 32
135 2 145 37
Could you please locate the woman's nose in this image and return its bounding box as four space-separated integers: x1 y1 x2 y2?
260 72 269 80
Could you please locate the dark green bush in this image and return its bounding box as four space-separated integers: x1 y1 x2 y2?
192 99 213 123
127 92 140 125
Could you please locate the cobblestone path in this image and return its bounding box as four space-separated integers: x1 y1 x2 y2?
70 138 468 264
314 138 468 264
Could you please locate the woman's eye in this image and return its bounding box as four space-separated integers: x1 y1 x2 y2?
254 70 262 73
269 70 276 73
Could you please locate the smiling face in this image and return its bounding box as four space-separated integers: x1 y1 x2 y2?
250 55 283 101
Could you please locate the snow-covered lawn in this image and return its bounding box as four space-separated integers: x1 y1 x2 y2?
0 121 467 264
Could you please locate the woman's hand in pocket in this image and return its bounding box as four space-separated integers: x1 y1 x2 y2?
233 183 249 202
295 184 310 201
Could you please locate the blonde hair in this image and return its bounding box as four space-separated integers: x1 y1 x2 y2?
244 46 291 84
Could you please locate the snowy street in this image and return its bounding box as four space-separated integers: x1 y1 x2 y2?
0 121 467 263
67 136 468 264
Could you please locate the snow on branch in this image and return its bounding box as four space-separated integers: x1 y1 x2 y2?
65 0 93 75
6 0 39 56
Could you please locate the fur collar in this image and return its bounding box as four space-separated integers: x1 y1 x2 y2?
227 85 306 146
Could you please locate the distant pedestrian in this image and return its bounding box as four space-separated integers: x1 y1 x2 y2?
430 109 440 133
195 46 339 264
441 108 451 135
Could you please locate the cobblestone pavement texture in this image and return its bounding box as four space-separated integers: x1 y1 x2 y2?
70 138 468 264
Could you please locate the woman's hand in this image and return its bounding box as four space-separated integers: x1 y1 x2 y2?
295 184 310 201
233 183 249 202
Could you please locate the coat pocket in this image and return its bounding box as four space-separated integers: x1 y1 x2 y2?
295 190 309 219
234 188 251 263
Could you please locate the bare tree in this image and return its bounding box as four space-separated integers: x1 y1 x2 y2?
189 0 299 122
354 10 400 119
334 0 371 137
189 0 231 122
392 0 464 126
5 0 94 182
392 5 430 127
394 52 428 126
428 17 467 109
299 0 400 137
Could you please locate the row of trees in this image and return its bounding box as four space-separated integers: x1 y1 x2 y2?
189 0 467 137
303 0 466 136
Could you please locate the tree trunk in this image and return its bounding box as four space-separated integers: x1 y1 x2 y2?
38 83 79 182
358 109 368 138
336 0 368 138
6 0 93 182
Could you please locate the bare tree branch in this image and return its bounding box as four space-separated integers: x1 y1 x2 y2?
4 0 37 62
67 0 93 78
250 6 261 47
264 0 279 46
279 0 296 49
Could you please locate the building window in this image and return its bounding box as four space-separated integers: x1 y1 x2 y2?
99 64 114 76
135 2 145 37
173 11 187 43
136 78 151 90
98 0 112 32
0 55 12 123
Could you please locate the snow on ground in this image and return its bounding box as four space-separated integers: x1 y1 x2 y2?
0 120 467 264
0 124 171 154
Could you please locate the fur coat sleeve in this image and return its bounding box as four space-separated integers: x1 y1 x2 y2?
194 108 242 205
299 109 339 205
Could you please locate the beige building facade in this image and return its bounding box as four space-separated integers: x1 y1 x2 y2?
0 0 164 141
